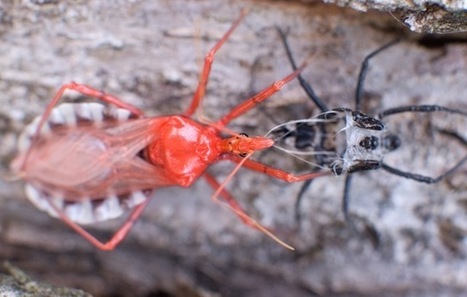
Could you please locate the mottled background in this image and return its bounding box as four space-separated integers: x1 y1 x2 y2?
0 1 466 296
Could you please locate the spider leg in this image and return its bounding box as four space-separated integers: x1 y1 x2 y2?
380 104 467 184
342 175 353 221
354 39 400 110
276 27 328 113
294 179 313 225
379 104 467 119
381 156 467 184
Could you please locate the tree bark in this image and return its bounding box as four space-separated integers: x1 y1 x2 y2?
0 1 466 296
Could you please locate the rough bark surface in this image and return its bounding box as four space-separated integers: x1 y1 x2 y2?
0 1 466 297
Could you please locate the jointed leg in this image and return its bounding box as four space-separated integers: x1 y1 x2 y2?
216 64 307 127
354 39 400 110
276 27 329 225
218 154 330 182
276 27 328 113
381 155 467 184
342 175 353 221
379 104 467 119
49 198 151 251
203 173 257 228
184 10 247 117
203 173 294 250
379 104 467 183
43 82 144 123
294 179 313 225
295 173 353 225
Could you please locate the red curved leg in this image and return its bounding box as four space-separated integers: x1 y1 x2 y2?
203 173 294 250
216 64 306 127
218 154 330 182
203 173 256 227
49 198 151 251
184 10 247 117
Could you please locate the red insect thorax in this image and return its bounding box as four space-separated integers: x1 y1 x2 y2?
144 116 222 187
144 116 274 187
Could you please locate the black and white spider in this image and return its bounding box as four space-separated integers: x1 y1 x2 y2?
268 30 467 224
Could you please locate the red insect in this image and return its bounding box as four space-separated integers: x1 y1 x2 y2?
10 12 327 250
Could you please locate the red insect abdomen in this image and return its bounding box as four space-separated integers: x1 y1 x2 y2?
144 116 221 187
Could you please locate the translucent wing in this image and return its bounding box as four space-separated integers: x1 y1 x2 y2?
11 103 171 224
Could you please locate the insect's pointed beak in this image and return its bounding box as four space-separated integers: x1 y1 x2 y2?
220 135 274 155
249 136 274 151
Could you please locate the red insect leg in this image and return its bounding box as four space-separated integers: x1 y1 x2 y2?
215 63 307 128
36 82 144 137
203 173 253 226
219 154 330 182
204 150 329 249
49 198 151 251
184 9 247 117
203 173 294 250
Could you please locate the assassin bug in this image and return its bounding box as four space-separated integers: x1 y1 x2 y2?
269 29 467 223
10 12 327 251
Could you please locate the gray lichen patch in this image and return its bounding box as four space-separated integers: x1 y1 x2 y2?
317 0 467 33
392 5 467 33
320 0 466 11
0 262 92 297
